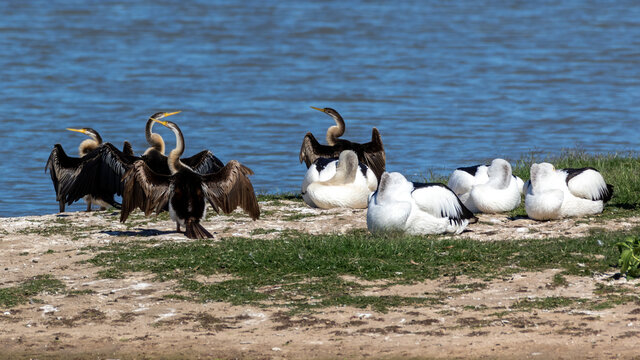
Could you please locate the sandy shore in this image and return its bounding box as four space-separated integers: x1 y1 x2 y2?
1 200 640 359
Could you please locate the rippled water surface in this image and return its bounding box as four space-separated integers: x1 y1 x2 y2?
1 1 639 216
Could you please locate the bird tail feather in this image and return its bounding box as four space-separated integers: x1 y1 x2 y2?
185 219 213 239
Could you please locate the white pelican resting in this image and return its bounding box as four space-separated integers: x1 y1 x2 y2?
468 159 522 213
524 163 613 220
302 150 378 209
448 164 488 212
447 159 525 213
367 172 477 235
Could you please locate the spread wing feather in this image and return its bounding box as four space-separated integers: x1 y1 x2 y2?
122 141 134 156
120 160 172 222
201 160 260 220
360 128 386 180
300 132 340 168
45 144 84 212
183 150 225 175
45 143 135 212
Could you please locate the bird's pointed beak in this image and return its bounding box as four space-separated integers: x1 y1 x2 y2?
310 106 325 112
152 119 169 127
66 128 87 134
163 111 181 117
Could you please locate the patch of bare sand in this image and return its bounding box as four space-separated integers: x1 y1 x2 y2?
1 201 640 359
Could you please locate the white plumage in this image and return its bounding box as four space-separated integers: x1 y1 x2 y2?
302 150 377 209
449 159 523 213
468 159 522 213
367 172 476 235
525 163 613 220
448 164 489 210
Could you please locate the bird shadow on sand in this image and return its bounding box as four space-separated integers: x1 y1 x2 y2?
508 215 529 221
101 228 177 237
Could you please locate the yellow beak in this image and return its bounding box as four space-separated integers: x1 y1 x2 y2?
152 119 169 127
163 111 181 117
66 128 87 134
310 106 325 112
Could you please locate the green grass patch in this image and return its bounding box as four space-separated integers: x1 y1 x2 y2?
283 212 317 221
449 282 489 293
86 227 636 312
17 224 105 237
552 273 569 288
0 275 66 308
250 228 280 235
513 296 587 310
257 192 303 202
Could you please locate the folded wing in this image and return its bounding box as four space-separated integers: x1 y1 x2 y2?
411 183 477 225
565 167 613 202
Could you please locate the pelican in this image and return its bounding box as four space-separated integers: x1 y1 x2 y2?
299 107 385 180
367 172 477 235
45 128 135 212
466 159 522 213
448 164 489 210
120 119 259 239
449 159 525 212
525 163 613 220
301 150 378 209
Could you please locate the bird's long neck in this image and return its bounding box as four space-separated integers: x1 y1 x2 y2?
145 118 165 155
168 125 186 174
78 133 102 157
325 113 345 146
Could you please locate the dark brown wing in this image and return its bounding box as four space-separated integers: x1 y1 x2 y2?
61 143 136 207
140 151 170 175
182 150 225 175
45 143 135 212
359 127 386 180
299 132 342 168
45 144 84 212
122 141 134 156
201 160 260 220
120 160 172 222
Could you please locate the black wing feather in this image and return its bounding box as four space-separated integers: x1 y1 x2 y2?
412 182 477 225
183 150 225 174
45 143 137 211
456 164 486 176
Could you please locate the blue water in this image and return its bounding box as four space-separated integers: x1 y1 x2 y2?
1 1 639 217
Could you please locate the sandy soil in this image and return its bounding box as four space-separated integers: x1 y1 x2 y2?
1 200 640 359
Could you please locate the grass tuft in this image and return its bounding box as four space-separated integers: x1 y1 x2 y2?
0 275 66 308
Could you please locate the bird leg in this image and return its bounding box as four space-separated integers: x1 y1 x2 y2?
85 202 92 212
176 223 181 233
